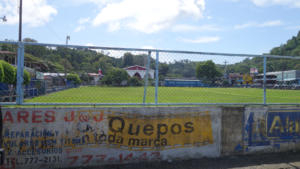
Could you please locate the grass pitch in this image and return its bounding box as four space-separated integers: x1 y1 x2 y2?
25 86 300 104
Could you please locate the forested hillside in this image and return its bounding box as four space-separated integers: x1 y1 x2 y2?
0 38 208 80
1 31 300 80
0 38 151 74
228 31 300 74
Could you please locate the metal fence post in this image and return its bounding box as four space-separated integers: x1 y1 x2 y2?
155 51 159 105
143 51 151 104
16 42 24 105
263 56 267 104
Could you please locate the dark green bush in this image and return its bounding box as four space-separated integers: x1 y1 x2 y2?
101 68 129 86
67 73 81 85
128 76 143 86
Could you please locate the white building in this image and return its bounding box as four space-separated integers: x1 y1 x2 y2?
124 65 154 79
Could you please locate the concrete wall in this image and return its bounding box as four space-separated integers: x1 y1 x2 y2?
221 106 300 155
1 106 300 169
1 107 221 169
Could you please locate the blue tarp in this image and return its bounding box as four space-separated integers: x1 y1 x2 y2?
164 79 208 87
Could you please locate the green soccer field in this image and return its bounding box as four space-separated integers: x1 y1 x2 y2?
25 86 300 104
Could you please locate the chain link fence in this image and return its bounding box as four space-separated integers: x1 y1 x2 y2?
0 41 300 105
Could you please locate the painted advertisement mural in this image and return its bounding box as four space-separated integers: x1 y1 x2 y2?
1 107 221 169
242 107 300 152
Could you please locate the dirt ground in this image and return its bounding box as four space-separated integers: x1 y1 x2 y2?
88 152 300 169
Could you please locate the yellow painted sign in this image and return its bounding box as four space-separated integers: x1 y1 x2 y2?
108 111 214 150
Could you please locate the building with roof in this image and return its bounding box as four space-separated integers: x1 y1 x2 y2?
124 65 154 79
254 70 300 87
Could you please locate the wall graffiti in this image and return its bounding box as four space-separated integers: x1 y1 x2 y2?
107 112 213 150
66 152 161 166
243 108 300 152
1 107 221 169
267 111 300 139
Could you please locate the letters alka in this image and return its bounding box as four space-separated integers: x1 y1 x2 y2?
108 116 194 148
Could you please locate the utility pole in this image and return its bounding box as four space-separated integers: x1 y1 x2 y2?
224 60 228 79
19 0 22 42
64 36 70 85
16 0 24 104
66 36 70 45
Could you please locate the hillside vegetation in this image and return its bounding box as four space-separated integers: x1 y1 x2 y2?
1 31 300 80
228 31 300 74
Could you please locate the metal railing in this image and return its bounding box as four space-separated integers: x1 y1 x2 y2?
1 40 300 106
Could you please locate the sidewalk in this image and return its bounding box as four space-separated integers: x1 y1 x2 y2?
89 152 300 169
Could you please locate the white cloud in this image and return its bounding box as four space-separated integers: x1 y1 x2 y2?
63 0 115 7
181 36 220 43
251 0 300 8
234 22 256 29
226 0 240 2
85 43 95 46
85 43 104 53
92 0 206 33
0 0 57 27
141 46 155 49
74 17 91 32
108 22 121 32
206 16 212 20
78 17 91 25
234 20 283 29
285 25 300 30
172 24 221 32
74 25 85 32
258 20 282 27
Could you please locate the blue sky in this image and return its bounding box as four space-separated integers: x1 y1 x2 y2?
0 0 300 58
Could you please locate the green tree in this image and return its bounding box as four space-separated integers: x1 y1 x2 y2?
80 73 93 84
0 60 31 101
0 63 4 83
128 76 143 86
60 58 73 75
0 60 16 84
12 67 31 86
23 70 31 85
23 38 48 59
101 68 129 86
0 42 17 52
122 53 134 67
196 60 222 85
159 63 169 76
94 56 113 74
67 73 81 85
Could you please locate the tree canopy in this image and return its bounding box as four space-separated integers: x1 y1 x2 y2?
227 31 300 73
67 73 81 85
0 60 30 85
0 60 16 84
2 31 300 86
196 60 222 84
101 68 129 86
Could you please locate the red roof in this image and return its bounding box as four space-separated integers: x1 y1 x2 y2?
125 65 146 70
88 73 99 77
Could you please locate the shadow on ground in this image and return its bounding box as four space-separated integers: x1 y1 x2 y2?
80 152 300 169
